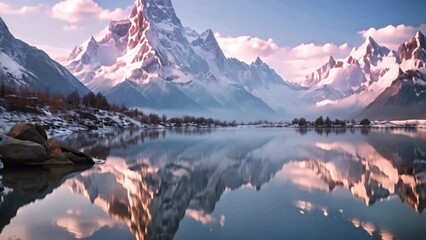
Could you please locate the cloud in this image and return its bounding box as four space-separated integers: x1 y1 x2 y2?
51 0 131 23
215 33 351 83
0 3 44 16
214 33 279 60
292 43 349 59
358 24 426 50
63 25 81 31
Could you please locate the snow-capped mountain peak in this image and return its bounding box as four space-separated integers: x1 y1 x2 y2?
253 57 265 66
81 36 99 64
136 0 181 25
191 29 225 59
349 36 390 63
302 56 338 88
302 31 426 120
303 34 402 110
59 0 299 118
327 56 336 65
398 31 426 70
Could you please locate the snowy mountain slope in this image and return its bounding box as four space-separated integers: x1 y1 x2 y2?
60 0 299 117
305 37 399 104
358 31 426 120
0 17 89 96
302 56 336 88
106 79 205 110
361 68 426 120
302 33 426 119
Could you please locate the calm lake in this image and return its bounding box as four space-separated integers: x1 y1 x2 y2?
0 128 425 240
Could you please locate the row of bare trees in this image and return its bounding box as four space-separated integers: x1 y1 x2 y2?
0 83 236 127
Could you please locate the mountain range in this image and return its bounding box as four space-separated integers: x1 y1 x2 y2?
305 31 426 120
0 0 425 120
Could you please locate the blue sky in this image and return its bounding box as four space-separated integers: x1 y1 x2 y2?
1 0 425 81
173 0 426 47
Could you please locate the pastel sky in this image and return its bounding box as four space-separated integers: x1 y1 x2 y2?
1 0 425 82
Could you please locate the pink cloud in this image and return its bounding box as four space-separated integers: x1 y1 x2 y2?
214 33 280 62
358 24 426 50
292 42 350 59
215 33 351 83
62 25 81 31
51 0 131 23
0 3 44 16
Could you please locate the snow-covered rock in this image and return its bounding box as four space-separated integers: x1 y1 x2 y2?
0 107 142 138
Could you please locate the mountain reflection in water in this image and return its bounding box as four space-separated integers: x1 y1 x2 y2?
0 128 425 240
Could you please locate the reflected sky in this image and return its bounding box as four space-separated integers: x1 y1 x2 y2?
1 128 425 240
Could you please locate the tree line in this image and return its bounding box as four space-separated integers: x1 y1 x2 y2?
0 83 236 127
291 116 371 127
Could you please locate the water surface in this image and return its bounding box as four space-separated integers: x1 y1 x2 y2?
1 128 425 240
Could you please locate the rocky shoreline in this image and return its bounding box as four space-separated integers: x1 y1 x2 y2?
0 107 143 138
0 122 95 166
0 122 96 193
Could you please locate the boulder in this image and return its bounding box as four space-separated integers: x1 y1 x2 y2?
0 135 47 166
34 124 48 141
8 123 47 145
87 125 98 130
64 152 91 164
1 123 95 166
77 111 97 121
56 140 95 164
44 139 73 164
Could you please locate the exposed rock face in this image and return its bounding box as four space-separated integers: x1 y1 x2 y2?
398 31 426 70
8 123 47 145
0 123 94 166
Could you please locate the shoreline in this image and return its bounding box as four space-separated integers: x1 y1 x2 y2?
2 107 425 139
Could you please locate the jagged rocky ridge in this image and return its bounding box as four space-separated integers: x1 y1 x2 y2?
303 31 426 119
360 32 426 119
59 0 299 117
